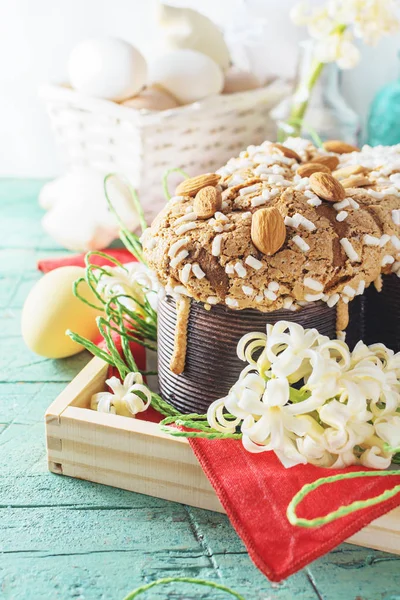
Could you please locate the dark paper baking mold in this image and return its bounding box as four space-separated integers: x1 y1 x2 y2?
158 296 363 415
364 274 400 352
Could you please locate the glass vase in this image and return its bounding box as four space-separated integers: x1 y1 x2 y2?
272 41 361 145
367 52 400 146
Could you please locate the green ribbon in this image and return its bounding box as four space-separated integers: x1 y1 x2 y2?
162 167 189 200
123 577 246 600
287 469 400 528
160 413 242 440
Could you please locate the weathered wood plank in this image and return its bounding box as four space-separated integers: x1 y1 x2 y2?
307 544 400 599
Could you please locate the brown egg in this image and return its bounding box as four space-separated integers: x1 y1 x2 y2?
222 67 261 94
122 85 179 110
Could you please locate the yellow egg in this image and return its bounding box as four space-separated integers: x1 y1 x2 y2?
21 266 103 359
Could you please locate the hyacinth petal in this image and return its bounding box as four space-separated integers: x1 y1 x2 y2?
336 40 361 69
318 339 351 369
96 394 116 414
331 450 358 469
283 413 311 437
287 392 326 415
296 434 335 467
124 372 137 389
237 332 267 363
239 391 269 416
242 434 270 454
242 414 272 445
342 380 367 412
243 373 266 395
268 412 286 449
91 391 113 411
371 389 400 417
352 421 375 445
319 400 349 430
263 378 289 408
207 398 236 433
126 372 144 388
354 378 381 403
270 352 304 379
105 376 125 397
297 435 323 460
275 440 308 468
216 404 241 432
375 415 400 448
225 391 252 420
123 393 143 416
324 426 349 454
360 446 392 469
351 340 373 363
133 384 152 407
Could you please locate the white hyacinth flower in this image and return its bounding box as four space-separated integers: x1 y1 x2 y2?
206 373 265 434
240 378 310 468
290 0 400 68
349 343 400 416
263 321 327 382
207 319 400 470
95 261 161 312
351 0 400 45
91 372 152 418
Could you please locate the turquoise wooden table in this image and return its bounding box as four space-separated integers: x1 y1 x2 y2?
1 178 400 600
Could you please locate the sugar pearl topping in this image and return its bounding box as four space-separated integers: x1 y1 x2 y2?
245 256 263 270
292 235 310 252
212 234 222 257
340 238 360 262
304 277 323 292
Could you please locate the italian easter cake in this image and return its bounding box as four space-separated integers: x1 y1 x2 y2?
141 138 400 413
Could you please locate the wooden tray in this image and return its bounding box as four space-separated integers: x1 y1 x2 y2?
45 357 400 556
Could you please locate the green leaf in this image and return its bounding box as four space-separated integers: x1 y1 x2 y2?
289 386 311 403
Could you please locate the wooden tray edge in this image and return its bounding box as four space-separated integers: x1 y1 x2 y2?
45 357 400 555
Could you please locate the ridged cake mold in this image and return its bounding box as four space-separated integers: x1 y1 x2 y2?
364 275 400 352
158 296 362 415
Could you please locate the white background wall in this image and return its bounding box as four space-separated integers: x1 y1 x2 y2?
0 0 399 177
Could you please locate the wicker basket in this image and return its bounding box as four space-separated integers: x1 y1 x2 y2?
39 81 289 215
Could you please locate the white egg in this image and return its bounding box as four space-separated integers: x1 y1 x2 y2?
155 4 231 71
149 49 224 105
40 168 139 251
68 37 147 102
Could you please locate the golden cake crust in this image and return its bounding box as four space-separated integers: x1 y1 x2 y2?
142 139 400 312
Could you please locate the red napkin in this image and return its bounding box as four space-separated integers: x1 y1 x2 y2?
37 249 133 273
189 438 400 581
40 252 400 581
